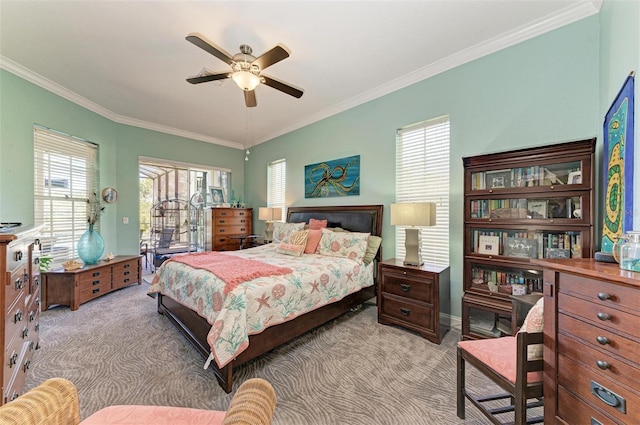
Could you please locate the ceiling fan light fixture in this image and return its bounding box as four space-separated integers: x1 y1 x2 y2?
232 71 260 91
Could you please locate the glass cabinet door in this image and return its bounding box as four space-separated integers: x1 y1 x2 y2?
465 258 543 296
469 159 586 191
468 194 588 224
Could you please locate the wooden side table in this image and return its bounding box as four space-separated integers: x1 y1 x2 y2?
377 258 450 344
41 255 141 311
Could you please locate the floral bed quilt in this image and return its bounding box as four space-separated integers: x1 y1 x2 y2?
148 244 374 368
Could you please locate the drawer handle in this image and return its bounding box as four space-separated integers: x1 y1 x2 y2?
24 273 30 283
14 250 23 261
35 297 40 307
35 323 39 332
240 228 246 232
9 351 18 367
220 229 225 233
400 307 410 316
124 278 130 283
596 336 610 345
92 271 100 277
29 311 35 322
22 327 28 338
35 238 41 246
240 219 246 223
29 341 35 351
23 360 31 372
596 360 611 370
597 312 611 321
597 292 611 301
124 271 130 276
15 277 23 290
93 280 100 285
35 257 40 265
591 380 626 413
14 310 23 323
400 284 411 292
10 392 19 402
124 264 130 269
33 276 40 286
591 418 604 425
92 288 100 294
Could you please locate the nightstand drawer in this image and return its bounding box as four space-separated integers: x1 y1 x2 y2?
381 272 433 304
380 294 434 329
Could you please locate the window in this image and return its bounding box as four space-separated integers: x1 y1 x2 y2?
267 159 286 221
34 126 99 264
396 116 450 266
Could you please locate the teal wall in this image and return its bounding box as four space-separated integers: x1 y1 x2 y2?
246 17 601 318
0 70 245 255
1 1 637 319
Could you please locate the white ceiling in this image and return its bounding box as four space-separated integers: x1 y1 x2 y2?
0 1 601 150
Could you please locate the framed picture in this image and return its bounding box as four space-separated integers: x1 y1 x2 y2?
527 200 548 219
210 187 226 205
101 187 118 203
601 73 635 254
305 155 360 198
477 235 500 255
545 248 571 259
504 237 538 259
485 169 511 189
567 171 582 185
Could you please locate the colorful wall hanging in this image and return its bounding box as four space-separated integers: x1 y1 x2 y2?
305 155 360 198
601 72 635 254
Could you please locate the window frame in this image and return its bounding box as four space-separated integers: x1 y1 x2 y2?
267 159 286 221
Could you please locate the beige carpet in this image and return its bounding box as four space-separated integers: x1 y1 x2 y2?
26 281 504 424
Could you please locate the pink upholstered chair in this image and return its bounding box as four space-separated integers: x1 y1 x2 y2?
457 297 544 425
0 377 276 425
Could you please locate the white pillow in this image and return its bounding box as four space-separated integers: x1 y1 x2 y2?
272 222 305 244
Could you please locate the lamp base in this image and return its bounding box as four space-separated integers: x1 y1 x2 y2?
403 228 423 267
264 221 274 242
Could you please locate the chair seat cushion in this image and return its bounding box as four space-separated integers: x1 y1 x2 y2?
458 337 543 385
81 405 227 425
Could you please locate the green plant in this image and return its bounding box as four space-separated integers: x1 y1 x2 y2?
39 256 53 272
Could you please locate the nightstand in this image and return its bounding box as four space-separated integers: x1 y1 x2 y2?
377 258 450 344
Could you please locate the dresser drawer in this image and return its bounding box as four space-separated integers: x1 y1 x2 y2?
5 268 27 310
4 341 31 404
213 209 251 219
558 313 640 366
558 354 640 424
78 283 108 304
380 294 434 330
559 273 640 316
381 270 434 304
78 267 110 290
558 385 622 425
559 292 638 337
5 292 26 348
558 333 640 391
212 224 250 236
6 239 28 275
113 259 138 289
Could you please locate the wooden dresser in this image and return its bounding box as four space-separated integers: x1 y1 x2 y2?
1 225 42 404
42 255 141 311
377 259 450 344
211 208 252 251
535 258 640 424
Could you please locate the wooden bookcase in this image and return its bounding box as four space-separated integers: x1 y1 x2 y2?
461 138 595 340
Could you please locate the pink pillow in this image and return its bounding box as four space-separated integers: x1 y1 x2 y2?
304 229 323 254
309 218 328 230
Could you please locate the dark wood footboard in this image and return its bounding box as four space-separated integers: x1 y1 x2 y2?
158 285 375 393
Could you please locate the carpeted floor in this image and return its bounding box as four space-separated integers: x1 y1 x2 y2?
26 281 504 424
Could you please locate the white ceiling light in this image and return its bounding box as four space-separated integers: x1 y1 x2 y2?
232 71 260 91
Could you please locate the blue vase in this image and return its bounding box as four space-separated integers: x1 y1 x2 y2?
77 224 105 265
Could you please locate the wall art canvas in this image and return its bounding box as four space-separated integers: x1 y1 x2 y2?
601 73 635 254
304 155 360 198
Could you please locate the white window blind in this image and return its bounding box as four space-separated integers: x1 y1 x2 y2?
267 159 286 221
396 116 450 266
34 126 99 264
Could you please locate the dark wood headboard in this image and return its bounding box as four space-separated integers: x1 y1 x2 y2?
287 205 384 261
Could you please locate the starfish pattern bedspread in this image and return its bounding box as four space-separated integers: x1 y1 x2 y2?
148 244 374 368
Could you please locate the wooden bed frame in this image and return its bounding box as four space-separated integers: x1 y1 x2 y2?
156 204 383 393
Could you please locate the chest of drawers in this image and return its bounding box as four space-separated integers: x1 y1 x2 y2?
211 208 252 251
1 225 41 404
536 258 640 425
42 255 140 311
377 259 450 344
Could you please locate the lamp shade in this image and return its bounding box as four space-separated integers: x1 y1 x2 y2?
259 207 282 221
390 202 436 227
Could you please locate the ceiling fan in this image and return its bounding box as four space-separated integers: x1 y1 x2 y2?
185 33 304 107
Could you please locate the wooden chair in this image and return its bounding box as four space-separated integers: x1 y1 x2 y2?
457 298 544 425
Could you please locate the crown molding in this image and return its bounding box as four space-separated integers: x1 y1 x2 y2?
0 56 243 150
253 1 602 146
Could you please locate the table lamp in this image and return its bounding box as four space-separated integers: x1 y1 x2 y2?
390 202 436 266
259 207 282 241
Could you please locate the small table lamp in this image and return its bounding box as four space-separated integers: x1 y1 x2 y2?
259 207 282 241
390 202 436 266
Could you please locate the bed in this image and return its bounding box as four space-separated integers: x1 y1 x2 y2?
151 205 383 393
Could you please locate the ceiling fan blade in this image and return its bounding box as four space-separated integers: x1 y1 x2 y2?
252 45 290 71
244 90 257 108
186 72 230 84
186 33 233 65
261 75 304 98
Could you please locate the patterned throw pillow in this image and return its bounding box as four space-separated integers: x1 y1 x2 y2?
317 228 370 263
518 297 544 360
304 229 323 254
277 230 309 257
272 222 305 243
